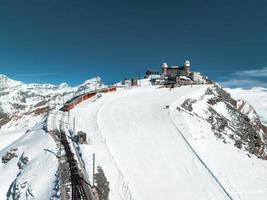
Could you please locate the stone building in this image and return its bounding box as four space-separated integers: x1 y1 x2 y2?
190 72 206 83
162 60 190 78
145 69 160 78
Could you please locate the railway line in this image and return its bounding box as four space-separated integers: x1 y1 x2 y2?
48 110 97 200
59 128 95 200
49 127 96 200
47 86 118 199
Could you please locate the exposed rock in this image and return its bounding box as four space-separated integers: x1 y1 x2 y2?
34 100 48 108
2 148 18 164
181 85 267 159
17 153 29 169
0 112 10 127
207 97 222 105
181 98 196 112
12 103 26 110
94 166 109 200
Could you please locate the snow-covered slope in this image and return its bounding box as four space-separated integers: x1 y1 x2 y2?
0 118 58 200
0 74 22 89
226 87 267 125
2 74 267 200
171 85 267 200
63 83 267 200
0 75 102 130
0 75 103 199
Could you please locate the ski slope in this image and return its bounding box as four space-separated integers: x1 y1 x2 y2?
68 85 231 200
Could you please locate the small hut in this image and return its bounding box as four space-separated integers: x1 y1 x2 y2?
77 131 87 144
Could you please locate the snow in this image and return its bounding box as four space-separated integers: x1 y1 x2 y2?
0 75 103 199
1 74 267 200
179 75 191 80
0 74 22 89
226 87 267 125
60 83 267 200
0 118 58 199
0 129 26 151
170 86 267 200
66 85 232 200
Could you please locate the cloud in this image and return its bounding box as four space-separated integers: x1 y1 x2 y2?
219 67 267 89
15 73 57 77
233 67 267 77
220 79 267 89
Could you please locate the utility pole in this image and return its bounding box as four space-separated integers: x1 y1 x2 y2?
138 73 141 86
68 111 70 126
73 117 75 136
47 101 50 114
59 121 62 159
93 153 95 187
59 130 62 159
62 93 65 105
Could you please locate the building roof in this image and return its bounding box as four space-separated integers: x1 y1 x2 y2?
178 76 191 81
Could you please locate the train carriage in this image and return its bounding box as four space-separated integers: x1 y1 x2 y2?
61 86 117 112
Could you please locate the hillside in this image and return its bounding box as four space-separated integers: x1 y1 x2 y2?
0 75 102 199
226 87 267 126
1 75 267 200
61 82 267 200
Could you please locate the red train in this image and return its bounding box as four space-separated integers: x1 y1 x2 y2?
61 86 117 112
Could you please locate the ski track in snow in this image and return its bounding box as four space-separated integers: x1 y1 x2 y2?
97 86 230 200
168 108 233 200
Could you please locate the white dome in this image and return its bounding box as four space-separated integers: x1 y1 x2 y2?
184 60 190 67
162 63 168 68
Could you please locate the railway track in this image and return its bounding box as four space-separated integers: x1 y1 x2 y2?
52 129 95 200
49 110 96 200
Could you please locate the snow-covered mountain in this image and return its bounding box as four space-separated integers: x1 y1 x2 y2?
178 84 267 159
0 75 101 130
226 87 267 126
0 75 102 199
63 81 267 200
1 75 267 200
0 74 22 89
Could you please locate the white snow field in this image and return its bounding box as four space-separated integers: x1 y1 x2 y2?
63 84 252 200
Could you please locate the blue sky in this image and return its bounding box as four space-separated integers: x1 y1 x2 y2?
0 0 267 88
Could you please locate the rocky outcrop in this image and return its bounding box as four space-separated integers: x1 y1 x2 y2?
180 84 267 159
181 99 196 112
1 148 18 164
17 153 29 169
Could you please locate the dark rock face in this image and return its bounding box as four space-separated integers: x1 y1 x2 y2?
94 166 110 200
181 99 197 112
229 107 267 159
34 100 48 108
206 85 236 106
11 103 26 110
1 148 18 164
17 153 29 169
0 113 10 128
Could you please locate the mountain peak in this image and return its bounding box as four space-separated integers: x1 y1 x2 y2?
0 74 22 89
